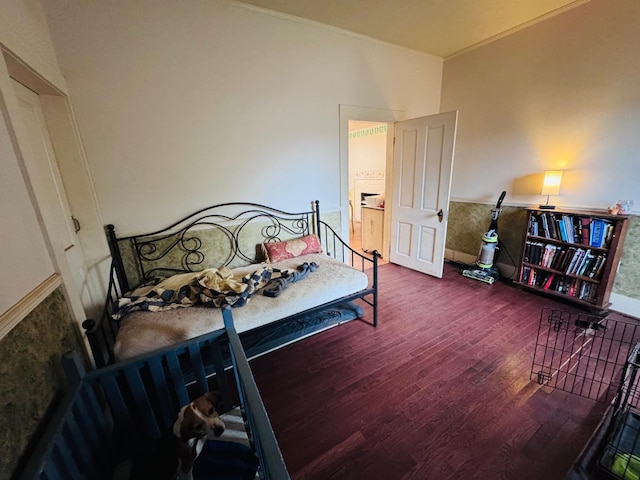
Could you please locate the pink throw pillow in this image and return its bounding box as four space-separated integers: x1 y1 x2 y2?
262 234 322 263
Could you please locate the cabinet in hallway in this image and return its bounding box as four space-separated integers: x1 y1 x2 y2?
361 206 384 255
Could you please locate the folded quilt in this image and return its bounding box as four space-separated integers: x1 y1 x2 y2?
113 262 318 321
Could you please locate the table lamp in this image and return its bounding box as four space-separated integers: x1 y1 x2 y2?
540 170 563 210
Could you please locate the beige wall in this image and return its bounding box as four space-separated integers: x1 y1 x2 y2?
0 0 66 92
441 0 640 211
441 0 640 314
41 0 443 236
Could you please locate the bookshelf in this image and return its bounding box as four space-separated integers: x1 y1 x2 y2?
516 207 629 313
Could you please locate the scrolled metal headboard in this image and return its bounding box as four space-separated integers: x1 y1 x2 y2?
106 201 321 293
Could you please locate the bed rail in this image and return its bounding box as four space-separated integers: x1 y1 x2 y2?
314 201 378 327
224 310 290 480
19 308 290 480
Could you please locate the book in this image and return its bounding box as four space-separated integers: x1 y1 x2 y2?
540 213 550 238
530 217 539 236
563 216 575 243
577 218 584 245
560 246 577 271
524 240 532 263
542 244 556 267
547 213 558 239
532 242 545 265
550 247 567 270
543 273 555 289
566 247 585 275
590 219 607 248
557 218 568 242
593 254 608 279
576 249 593 276
572 217 580 243
549 245 561 267
528 215 536 236
588 254 604 278
578 250 596 277
603 223 614 248
581 217 592 245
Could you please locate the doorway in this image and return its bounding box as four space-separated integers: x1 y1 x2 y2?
347 120 388 259
340 106 458 277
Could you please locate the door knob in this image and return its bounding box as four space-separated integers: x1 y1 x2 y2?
437 209 444 222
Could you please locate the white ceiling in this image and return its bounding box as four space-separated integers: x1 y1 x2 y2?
234 0 590 58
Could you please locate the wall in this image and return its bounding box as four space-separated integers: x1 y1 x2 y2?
442 0 640 210
0 1 85 477
41 0 443 236
0 0 66 91
0 288 82 478
441 0 640 314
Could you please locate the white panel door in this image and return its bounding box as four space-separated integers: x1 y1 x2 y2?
11 80 90 308
389 111 457 277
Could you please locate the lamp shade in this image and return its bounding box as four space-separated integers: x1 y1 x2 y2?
541 170 563 196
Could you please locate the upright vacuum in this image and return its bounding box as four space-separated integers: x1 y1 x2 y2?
462 191 507 285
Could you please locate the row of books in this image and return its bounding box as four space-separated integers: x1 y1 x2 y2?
523 240 607 279
520 268 598 303
528 212 613 248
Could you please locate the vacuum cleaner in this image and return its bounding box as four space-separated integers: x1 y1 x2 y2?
462 191 507 285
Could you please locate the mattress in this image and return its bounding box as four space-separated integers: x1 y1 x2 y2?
113 253 369 360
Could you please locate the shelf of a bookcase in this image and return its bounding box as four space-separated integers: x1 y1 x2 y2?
514 280 609 310
526 235 609 253
520 262 602 284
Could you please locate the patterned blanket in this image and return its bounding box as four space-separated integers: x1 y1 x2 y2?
112 262 318 321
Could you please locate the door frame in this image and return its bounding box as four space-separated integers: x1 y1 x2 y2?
0 48 108 334
339 105 403 258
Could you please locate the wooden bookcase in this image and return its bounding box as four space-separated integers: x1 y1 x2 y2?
516 207 629 313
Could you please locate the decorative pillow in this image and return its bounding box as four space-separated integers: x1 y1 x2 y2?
262 234 322 263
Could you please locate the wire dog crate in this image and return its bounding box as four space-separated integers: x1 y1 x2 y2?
531 308 640 479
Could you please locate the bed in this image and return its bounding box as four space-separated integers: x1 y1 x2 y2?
18 308 290 480
86 201 379 367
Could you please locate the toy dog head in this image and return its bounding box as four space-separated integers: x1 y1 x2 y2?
173 392 226 479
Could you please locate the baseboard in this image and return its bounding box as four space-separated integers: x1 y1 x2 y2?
0 274 61 340
609 293 640 319
445 249 519 281
445 248 476 266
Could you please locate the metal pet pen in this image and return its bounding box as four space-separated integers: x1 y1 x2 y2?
531 307 640 479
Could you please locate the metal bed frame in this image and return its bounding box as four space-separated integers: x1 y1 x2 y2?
84 200 379 367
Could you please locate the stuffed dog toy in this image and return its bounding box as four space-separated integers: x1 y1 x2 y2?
172 392 226 480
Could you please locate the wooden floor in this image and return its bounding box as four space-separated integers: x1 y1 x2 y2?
249 261 634 480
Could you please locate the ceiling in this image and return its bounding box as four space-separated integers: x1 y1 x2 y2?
234 0 590 58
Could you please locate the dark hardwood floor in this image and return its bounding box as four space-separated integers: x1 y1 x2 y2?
249 261 634 480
